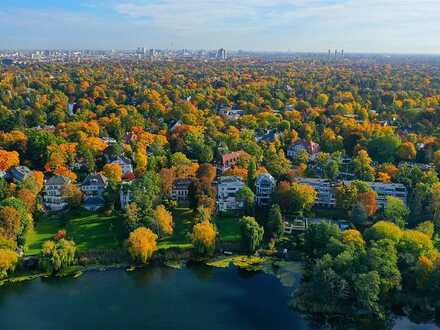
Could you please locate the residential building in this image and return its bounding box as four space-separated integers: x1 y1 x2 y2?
217 150 247 173
111 156 133 175
295 177 408 209
81 173 108 211
120 181 132 210
295 178 336 208
255 173 276 207
170 178 192 202
7 165 31 183
255 129 280 143
44 175 71 212
287 139 320 161
369 182 408 208
219 107 244 121
217 176 245 212
81 173 108 196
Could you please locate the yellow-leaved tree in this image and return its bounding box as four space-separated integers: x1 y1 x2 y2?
0 248 18 278
342 229 365 248
192 221 216 256
128 227 158 263
153 205 173 236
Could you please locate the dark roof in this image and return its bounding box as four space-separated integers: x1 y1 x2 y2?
8 166 31 181
46 175 71 186
112 155 132 165
82 173 108 187
173 178 192 189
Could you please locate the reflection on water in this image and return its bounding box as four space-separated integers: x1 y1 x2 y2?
0 266 437 330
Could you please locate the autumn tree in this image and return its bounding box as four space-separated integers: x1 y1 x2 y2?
0 249 18 278
365 221 402 243
342 229 365 248
398 142 416 161
40 239 76 274
335 183 358 210
288 182 317 215
103 163 122 183
0 206 21 240
153 205 173 236
128 227 158 263
358 191 378 217
63 184 83 208
353 150 375 181
192 221 216 256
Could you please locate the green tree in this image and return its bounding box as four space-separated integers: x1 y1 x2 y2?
237 187 255 216
247 160 257 190
267 204 284 240
353 150 375 181
367 133 401 163
240 216 264 254
352 202 368 227
384 196 409 228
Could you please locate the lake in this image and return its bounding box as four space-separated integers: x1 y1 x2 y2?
0 265 437 330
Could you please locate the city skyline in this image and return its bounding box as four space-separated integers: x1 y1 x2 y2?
1 0 440 54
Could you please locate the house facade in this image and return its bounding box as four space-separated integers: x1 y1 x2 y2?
44 175 71 212
218 150 247 173
120 181 133 210
255 173 276 207
295 178 408 209
81 173 108 211
287 139 320 161
170 178 192 202
111 156 133 175
217 176 245 212
81 173 108 196
296 178 336 208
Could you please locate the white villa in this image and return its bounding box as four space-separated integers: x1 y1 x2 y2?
44 175 71 212
217 176 245 212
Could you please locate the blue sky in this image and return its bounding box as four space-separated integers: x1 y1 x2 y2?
1 0 440 53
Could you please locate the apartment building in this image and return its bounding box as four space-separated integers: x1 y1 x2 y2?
217 176 245 212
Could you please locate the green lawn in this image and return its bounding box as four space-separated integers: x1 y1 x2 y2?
25 210 125 255
157 208 193 250
157 209 242 249
215 214 241 243
26 208 242 255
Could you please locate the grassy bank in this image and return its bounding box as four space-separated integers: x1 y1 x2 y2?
25 210 125 255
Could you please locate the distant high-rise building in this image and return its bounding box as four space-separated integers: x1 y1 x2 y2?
217 48 227 60
136 47 147 55
149 48 156 59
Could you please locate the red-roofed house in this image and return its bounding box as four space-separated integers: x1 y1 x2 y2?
218 150 248 173
287 139 320 160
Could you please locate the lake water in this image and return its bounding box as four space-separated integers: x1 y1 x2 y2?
0 265 437 330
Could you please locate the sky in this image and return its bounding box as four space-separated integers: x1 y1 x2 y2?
1 0 440 53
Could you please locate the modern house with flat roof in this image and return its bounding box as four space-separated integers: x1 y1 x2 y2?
217 176 245 212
